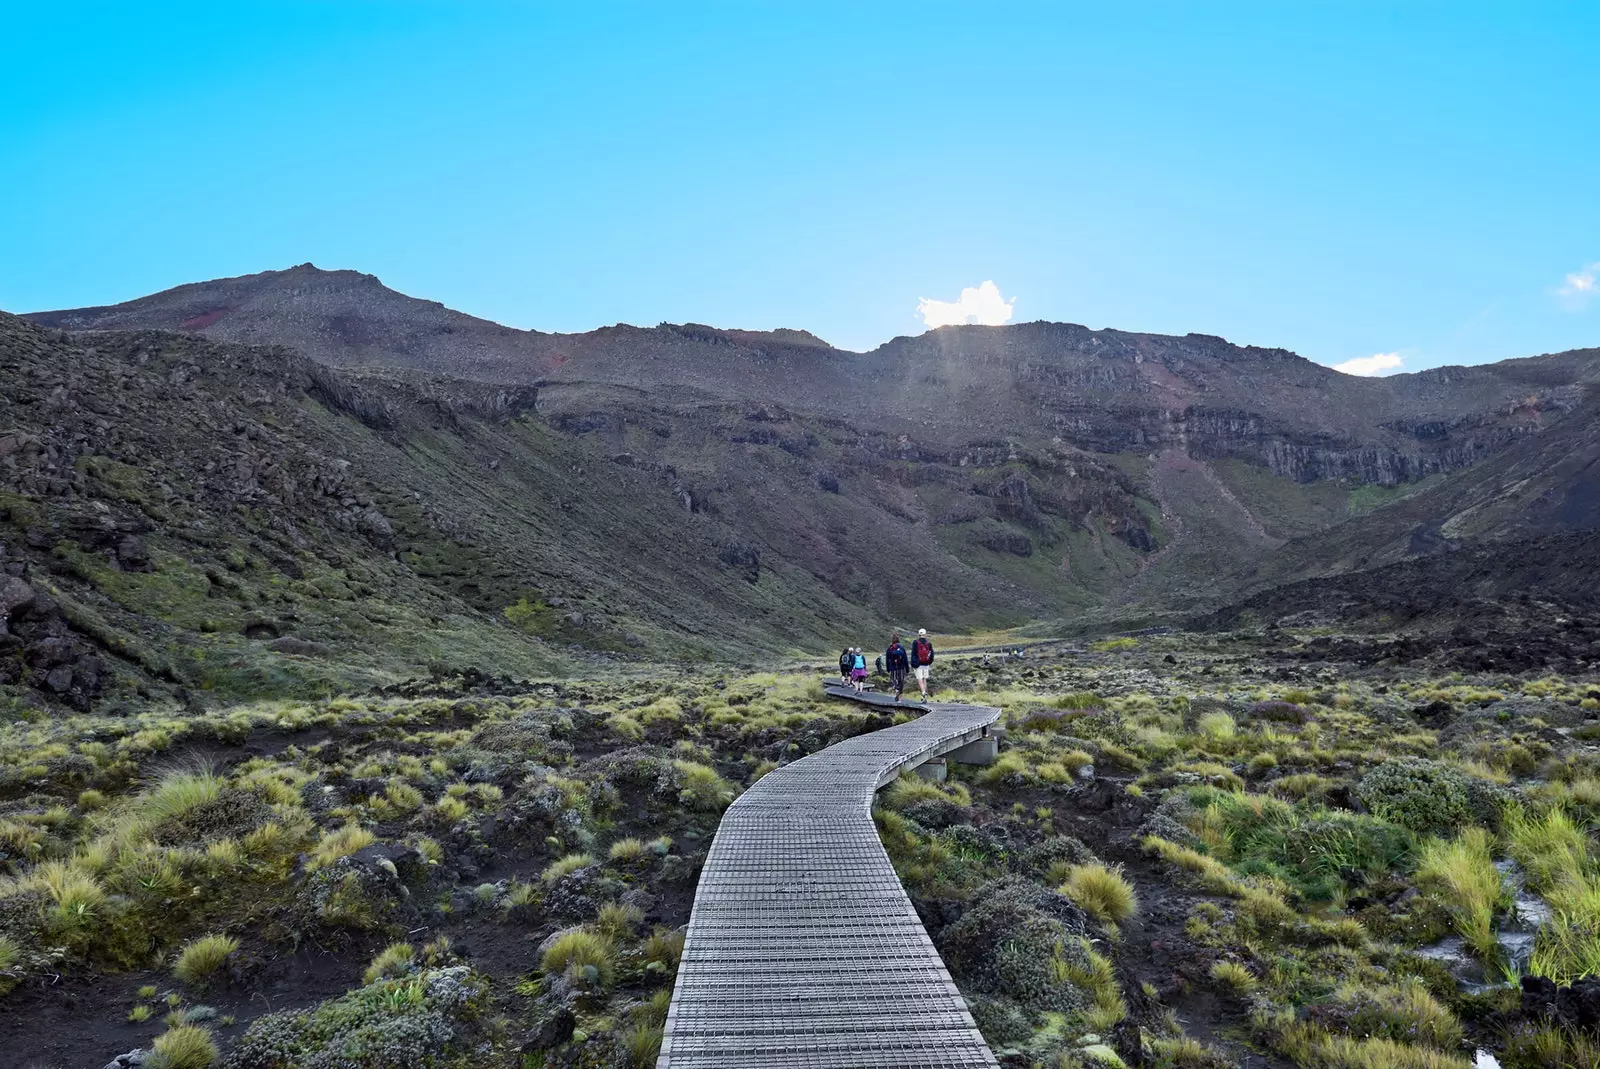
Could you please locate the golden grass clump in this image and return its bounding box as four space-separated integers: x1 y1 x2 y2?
308 824 376 870
644 926 685 968
541 928 615 988
147 1023 219 1069
622 1022 664 1068
608 837 647 862
596 901 645 938
1058 862 1139 924
673 760 734 812
1210 960 1257 994
172 933 239 986
542 852 595 884
362 941 415 984
1144 836 1236 894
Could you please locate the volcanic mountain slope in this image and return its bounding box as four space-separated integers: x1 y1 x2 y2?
1239 386 1600 591
3 313 938 710
33 264 1600 479
25 265 1600 640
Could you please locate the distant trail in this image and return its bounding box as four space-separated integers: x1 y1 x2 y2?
657 687 1001 1068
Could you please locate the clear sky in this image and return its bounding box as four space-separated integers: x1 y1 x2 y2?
2 2 1596 371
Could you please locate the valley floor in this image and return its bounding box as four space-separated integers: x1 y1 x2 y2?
3 631 1599 1069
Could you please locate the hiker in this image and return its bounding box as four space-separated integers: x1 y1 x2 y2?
885 633 909 702
838 647 853 686
911 628 935 702
875 653 884 675
850 647 869 693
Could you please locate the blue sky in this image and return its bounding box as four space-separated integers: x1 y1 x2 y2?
2 3 1596 370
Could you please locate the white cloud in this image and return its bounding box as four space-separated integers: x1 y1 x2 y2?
917 280 1016 329
1559 262 1600 308
1331 351 1404 377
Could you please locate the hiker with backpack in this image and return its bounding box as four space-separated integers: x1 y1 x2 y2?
885 634 910 702
911 629 935 702
838 647 853 686
850 647 869 693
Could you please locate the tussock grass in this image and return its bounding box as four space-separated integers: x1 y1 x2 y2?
644 927 685 968
673 760 734 812
1060 941 1125 1030
1506 805 1588 892
173 933 239 986
1415 827 1504 962
1210 960 1256 994
308 824 376 870
541 928 614 989
1284 1029 1471 1069
1058 863 1139 924
608 837 647 862
147 1023 219 1069
596 901 644 938
542 852 594 884
1340 983 1463 1051
362 942 415 984
1144 836 1236 894
622 1022 664 1068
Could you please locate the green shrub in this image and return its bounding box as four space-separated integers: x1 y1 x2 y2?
173 934 239 986
1355 759 1472 836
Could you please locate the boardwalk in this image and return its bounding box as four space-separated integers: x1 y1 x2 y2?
657 686 1002 1068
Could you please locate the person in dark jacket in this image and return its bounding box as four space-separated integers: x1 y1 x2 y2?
838 647 853 686
885 634 910 702
910 628 935 702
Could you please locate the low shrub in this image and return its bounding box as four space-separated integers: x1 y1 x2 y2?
1355 759 1473 836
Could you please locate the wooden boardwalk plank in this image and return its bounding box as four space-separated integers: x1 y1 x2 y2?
657 689 1001 1068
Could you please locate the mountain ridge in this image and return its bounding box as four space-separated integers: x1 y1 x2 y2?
11 264 1600 704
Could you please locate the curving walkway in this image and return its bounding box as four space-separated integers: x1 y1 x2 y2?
657 685 1001 1068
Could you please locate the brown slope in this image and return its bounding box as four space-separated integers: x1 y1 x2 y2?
26 265 1600 628
1244 387 1600 585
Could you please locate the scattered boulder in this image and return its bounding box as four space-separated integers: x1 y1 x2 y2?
1521 975 1600 1036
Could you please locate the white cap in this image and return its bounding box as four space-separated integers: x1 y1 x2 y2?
918 628 927 636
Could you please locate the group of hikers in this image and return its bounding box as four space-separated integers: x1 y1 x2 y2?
839 629 935 703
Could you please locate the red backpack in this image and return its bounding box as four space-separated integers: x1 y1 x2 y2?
913 638 932 665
